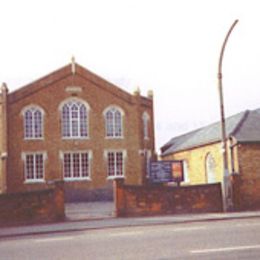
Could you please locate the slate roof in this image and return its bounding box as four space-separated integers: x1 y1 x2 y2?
161 109 260 156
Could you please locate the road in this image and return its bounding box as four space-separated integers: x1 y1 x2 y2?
1 218 260 259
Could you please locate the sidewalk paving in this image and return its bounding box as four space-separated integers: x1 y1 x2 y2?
65 201 114 221
1 209 260 239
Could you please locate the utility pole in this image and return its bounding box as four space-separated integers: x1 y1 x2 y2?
218 19 239 211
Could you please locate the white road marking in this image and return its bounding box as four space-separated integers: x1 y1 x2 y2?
171 226 206 232
108 226 205 238
191 244 260 254
235 222 260 227
34 236 75 243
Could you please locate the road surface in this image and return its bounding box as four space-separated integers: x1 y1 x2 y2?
1 217 260 259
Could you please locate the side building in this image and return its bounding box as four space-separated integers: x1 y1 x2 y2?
161 109 260 210
0 61 155 201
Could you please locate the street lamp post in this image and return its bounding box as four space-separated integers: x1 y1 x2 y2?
218 19 239 212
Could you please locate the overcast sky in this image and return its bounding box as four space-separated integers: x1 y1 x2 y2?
1 0 260 151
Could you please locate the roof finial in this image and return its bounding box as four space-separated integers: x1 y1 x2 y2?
147 89 153 99
133 86 141 96
1 82 8 94
71 56 76 74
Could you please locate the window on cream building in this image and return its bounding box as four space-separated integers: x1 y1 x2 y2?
182 160 189 183
205 153 216 183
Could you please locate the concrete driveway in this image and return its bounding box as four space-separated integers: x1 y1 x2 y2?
65 201 115 221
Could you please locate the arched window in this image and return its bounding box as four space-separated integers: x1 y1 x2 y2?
182 160 190 183
142 112 150 140
206 153 216 183
104 106 123 138
61 100 88 138
23 106 44 139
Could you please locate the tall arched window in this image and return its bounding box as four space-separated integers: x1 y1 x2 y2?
182 160 190 183
61 100 88 138
206 153 216 183
23 106 44 139
142 112 150 140
104 106 123 138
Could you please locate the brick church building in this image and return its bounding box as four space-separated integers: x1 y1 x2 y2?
0 60 155 201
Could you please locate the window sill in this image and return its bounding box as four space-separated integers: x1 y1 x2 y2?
105 136 124 140
24 179 45 184
167 181 190 186
107 176 125 180
62 137 89 140
64 177 91 182
24 138 44 141
181 182 190 185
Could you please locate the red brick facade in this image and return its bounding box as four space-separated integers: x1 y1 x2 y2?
0 62 155 201
232 143 260 210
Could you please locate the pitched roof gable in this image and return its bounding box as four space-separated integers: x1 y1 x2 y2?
161 110 250 156
233 110 260 143
8 63 150 105
8 64 72 104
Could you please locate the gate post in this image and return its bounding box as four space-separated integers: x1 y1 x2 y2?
113 179 125 217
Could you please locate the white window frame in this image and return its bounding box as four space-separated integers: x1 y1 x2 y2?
60 98 90 139
182 160 190 183
22 152 47 183
61 151 92 181
142 112 150 140
103 106 124 139
22 106 44 140
104 150 126 179
206 153 216 183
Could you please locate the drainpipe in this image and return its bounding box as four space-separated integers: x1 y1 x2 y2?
229 137 235 174
0 83 8 193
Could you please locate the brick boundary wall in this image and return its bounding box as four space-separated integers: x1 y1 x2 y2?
232 174 260 211
0 181 65 226
114 179 223 217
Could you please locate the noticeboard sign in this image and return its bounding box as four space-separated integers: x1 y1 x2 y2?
149 160 184 183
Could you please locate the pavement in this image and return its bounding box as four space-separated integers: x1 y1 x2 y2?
65 201 115 220
1 201 260 239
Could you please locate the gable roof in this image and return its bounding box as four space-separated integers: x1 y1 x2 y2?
8 63 151 106
233 109 260 143
161 109 260 156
